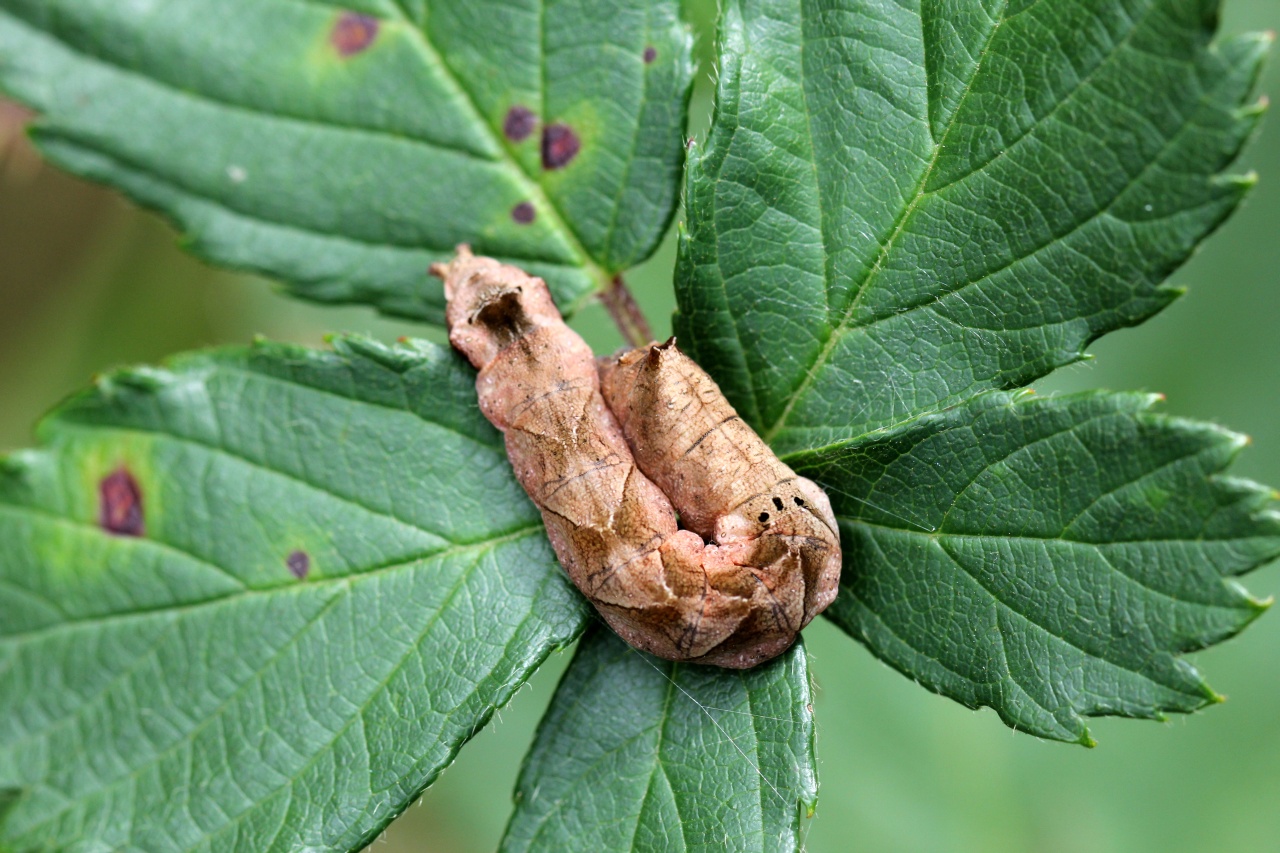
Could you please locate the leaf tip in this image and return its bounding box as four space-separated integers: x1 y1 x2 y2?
339 335 424 373
0 786 23 827
1230 431 1253 451
1231 29 1276 70
1214 171 1260 192
1241 94 1270 119
1078 730 1098 749
1009 387 1039 406
0 450 35 480
111 367 168 392
1156 284 1189 301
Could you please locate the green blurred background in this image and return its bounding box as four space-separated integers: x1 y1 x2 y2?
2 2 1277 851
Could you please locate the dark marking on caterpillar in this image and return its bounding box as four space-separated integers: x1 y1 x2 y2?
684 415 740 458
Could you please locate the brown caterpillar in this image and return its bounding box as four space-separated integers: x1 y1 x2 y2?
432 247 840 668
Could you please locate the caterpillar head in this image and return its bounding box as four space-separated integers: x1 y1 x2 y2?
432 244 561 370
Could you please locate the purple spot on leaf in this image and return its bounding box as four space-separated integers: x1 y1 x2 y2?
541 124 580 170
643 46 657 64
503 105 537 142
511 201 536 224
99 468 144 537
332 12 379 56
287 550 311 580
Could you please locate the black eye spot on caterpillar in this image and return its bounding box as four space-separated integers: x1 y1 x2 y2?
772 497 785 511
758 511 770 523
794 496 806 506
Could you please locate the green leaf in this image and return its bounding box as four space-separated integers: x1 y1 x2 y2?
0 0 693 323
501 626 817 853
0 336 589 851
675 0 1268 456
788 391 1280 743
0 787 18 826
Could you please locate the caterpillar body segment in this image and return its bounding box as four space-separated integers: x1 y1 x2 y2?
599 341 842 651
434 247 841 668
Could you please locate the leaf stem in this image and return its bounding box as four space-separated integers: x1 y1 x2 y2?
600 275 654 348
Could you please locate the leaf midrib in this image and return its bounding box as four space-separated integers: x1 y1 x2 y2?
0 524 542 645
381 1 616 286
296 0 610 275
759 0 1162 445
0 499 249 598
56 421 459 544
0 4 491 162
839 577 1082 738
812 399 1244 550
5 527 546 846
759 0 1011 442
838 518 1256 612
33 131 600 278
850 520 1211 701
182 536 555 853
3 1 616 292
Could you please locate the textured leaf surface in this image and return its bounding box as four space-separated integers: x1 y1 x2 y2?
501 627 817 853
0 0 692 322
0 337 589 851
676 0 1268 456
788 391 1280 743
